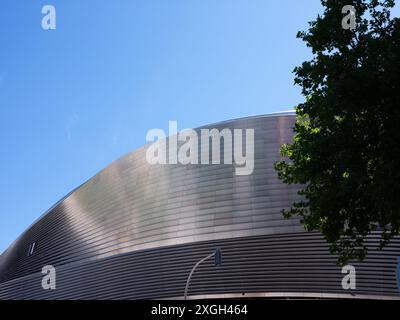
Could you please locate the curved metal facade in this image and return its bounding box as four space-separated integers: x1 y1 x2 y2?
0 113 399 300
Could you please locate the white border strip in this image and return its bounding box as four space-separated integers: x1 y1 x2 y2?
164 292 400 300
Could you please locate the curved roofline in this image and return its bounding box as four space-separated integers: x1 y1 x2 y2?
200 110 295 128
1 110 296 255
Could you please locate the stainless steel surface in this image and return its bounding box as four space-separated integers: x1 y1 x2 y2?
0 113 301 282
0 232 399 299
0 112 399 299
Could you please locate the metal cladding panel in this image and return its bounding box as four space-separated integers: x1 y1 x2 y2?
0 113 399 299
0 233 399 300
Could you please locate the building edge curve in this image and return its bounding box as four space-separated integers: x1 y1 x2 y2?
0 112 399 300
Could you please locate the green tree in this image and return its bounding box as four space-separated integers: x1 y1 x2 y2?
275 0 400 264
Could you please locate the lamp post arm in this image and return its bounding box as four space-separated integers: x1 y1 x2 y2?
184 252 215 300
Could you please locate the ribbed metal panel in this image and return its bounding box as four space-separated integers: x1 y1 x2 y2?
0 233 399 299
0 113 399 299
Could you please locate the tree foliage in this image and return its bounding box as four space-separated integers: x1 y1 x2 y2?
274 0 400 264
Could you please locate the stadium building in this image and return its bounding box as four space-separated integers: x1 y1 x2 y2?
0 112 399 299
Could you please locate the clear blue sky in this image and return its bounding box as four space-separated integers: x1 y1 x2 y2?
1 1 398 253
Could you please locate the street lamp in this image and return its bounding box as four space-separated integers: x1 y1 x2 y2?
184 248 222 300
